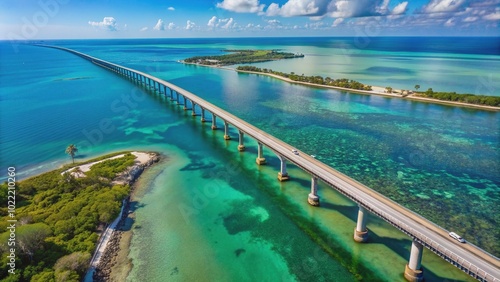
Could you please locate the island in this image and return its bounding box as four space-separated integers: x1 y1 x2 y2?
0 151 159 282
183 49 304 66
234 66 500 109
182 50 499 110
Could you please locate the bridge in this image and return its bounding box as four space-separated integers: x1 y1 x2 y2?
39 45 499 282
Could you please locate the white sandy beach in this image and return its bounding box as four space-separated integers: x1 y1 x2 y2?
61 151 155 178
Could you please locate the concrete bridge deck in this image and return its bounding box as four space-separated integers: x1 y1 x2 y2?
39 44 499 282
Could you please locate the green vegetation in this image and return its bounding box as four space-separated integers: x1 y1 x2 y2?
415 88 500 107
237 65 372 91
0 153 136 281
184 49 304 66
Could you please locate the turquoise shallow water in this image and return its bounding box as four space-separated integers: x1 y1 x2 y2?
0 38 498 281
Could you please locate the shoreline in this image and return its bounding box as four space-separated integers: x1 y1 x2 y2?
85 151 160 282
182 61 499 111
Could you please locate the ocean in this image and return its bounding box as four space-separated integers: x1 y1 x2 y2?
0 37 498 281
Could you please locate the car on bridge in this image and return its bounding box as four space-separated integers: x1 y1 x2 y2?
292 149 299 155
449 232 466 243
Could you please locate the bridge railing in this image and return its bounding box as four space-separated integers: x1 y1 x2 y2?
288 158 498 282
93 55 500 282
343 193 498 282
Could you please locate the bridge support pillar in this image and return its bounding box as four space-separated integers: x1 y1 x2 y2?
176 93 181 105
201 108 206 122
183 97 188 110
256 142 266 165
308 177 320 206
192 103 197 116
277 155 289 181
238 131 245 151
404 240 424 282
169 89 174 101
353 205 369 242
223 121 231 140
211 114 217 130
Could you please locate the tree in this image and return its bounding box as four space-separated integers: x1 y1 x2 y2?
415 84 420 91
54 252 91 277
16 223 52 260
385 86 393 93
65 144 78 164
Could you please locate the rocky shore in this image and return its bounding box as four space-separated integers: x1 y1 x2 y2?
90 152 160 282
92 206 132 282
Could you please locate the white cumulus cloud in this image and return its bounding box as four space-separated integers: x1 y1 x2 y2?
423 0 466 13
483 11 500 20
463 16 478 22
216 0 265 13
168 23 176 29
444 17 456 26
168 7 175 11
221 18 235 29
275 0 322 17
392 2 408 15
208 16 236 29
140 27 148 31
186 20 196 30
88 17 117 31
266 3 281 16
377 0 390 14
208 16 218 28
264 0 410 18
332 17 344 26
154 19 166 30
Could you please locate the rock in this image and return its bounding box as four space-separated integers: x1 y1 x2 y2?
128 165 144 182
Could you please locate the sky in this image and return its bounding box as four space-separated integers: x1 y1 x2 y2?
1 0 499 39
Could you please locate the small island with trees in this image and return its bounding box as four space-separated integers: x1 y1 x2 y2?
183 49 304 66
235 67 500 109
412 87 499 107
237 65 373 91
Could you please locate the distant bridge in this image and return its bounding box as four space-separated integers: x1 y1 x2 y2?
39 45 499 282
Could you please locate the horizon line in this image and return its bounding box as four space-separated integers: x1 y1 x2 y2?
1 35 499 41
